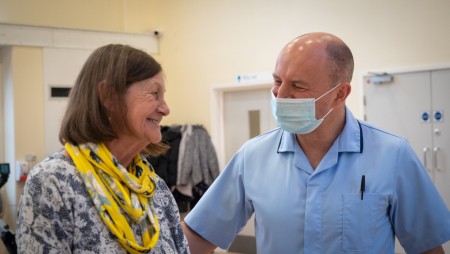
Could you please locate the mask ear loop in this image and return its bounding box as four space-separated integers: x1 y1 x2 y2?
319 107 335 120
314 82 342 102
314 83 342 120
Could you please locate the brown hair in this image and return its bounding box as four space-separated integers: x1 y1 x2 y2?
59 44 168 156
325 40 354 86
291 33 354 87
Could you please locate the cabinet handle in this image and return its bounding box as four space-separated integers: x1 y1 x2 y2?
433 147 441 171
423 147 430 171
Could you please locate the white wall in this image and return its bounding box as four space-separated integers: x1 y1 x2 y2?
0 47 16 254
149 0 450 130
0 50 3 163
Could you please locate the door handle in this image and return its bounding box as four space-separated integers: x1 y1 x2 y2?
423 147 431 171
433 147 441 171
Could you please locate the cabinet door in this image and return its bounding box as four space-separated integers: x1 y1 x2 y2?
364 71 433 254
431 69 450 213
364 71 434 175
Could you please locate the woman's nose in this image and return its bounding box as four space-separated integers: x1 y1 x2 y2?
159 101 170 116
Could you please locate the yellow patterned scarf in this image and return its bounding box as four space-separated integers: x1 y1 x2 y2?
65 142 160 253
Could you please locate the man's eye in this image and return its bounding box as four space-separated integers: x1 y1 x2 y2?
293 84 307 91
151 92 159 100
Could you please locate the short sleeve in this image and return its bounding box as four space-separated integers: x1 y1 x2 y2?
184 147 253 249
391 139 450 253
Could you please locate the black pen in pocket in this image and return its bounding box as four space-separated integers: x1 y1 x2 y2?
360 175 365 200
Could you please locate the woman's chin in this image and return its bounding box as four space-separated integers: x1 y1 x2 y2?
148 134 162 144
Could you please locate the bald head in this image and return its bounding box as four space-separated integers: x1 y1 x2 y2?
281 32 354 86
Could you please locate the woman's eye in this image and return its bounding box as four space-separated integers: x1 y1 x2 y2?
151 91 159 100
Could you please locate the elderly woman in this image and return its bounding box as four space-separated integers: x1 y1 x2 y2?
16 44 189 253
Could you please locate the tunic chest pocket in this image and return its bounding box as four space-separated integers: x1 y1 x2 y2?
342 193 385 252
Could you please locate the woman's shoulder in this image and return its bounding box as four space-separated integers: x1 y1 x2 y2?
33 151 76 171
26 151 81 189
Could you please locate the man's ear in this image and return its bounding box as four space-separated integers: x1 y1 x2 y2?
331 82 351 109
336 82 351 102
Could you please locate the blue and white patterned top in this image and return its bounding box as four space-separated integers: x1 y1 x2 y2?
16 152 189 254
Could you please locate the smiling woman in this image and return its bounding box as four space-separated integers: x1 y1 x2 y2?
124 72 170 148
15 44 189 254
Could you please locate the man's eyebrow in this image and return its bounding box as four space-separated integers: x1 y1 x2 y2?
272 74 307 84
292 80 308 85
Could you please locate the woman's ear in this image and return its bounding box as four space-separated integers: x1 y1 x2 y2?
98 80 111 109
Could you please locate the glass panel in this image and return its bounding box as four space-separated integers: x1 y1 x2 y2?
248 110 260 139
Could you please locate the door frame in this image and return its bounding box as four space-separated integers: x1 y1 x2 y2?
210 80 272 169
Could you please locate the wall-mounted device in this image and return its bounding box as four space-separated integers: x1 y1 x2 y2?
15 161 28 182
365 73 394 85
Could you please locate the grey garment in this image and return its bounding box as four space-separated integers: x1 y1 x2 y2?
177 125 220 186
16 152 190 254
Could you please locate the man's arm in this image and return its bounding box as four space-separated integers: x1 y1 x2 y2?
422 245 444 254
182 221 217 254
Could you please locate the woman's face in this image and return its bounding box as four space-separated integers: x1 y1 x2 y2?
124 72 169 145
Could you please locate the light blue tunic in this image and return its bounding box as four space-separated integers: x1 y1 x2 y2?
185 108 450 254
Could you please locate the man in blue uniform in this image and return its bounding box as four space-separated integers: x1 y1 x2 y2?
182 32 450 254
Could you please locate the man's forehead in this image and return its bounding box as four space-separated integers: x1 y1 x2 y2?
284 36 327 54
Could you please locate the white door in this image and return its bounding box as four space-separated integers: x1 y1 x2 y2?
0 57 3 162
223 88 277 163
43 48 93 156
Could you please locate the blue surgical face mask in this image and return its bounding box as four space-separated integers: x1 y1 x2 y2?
271 83 341 134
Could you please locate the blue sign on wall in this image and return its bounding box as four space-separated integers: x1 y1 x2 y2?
434 110 443 122
421 111 430 123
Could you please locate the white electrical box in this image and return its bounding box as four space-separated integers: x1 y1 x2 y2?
15 161 29 182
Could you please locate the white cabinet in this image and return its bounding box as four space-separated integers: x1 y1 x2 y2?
363 68 450 253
